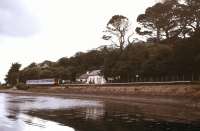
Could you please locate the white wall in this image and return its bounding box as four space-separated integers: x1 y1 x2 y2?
86 75 106 84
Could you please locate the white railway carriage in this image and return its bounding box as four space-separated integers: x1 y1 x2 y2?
26 79 58 85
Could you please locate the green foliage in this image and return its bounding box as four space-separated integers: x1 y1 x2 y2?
185 0 200 31
103 15 130 52
6 0 200 83
5 63 21 86
136 0 200 41
17 29 200 83
18 49 105 82
16 83 29 90
136 1 180 41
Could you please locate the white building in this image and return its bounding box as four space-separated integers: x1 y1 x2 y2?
77 70 106 84
76 73 89 83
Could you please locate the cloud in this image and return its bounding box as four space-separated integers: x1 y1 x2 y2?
0 0 38 37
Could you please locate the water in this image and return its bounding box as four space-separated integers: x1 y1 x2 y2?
0 93 200 131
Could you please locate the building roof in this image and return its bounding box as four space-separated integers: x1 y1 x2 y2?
88 70 101 76
78 70 102 79
79 73 89 79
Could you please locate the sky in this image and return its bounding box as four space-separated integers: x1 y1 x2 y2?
0 0 159 83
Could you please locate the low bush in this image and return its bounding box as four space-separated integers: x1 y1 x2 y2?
0 84 12 89
16 83 29 90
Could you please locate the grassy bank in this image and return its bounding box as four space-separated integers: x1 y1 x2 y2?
28 83 200 98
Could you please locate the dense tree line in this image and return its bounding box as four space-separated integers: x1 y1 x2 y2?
17 50 105 83
5 0 200 84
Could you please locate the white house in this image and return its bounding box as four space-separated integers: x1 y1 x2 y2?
77 70 106 84
76 73 89 83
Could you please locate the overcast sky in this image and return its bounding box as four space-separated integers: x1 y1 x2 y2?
0 0 159 82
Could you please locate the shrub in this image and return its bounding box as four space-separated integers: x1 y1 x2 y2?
16 83 29 90
0 84 12 89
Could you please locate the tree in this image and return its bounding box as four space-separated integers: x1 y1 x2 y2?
103 48 121 80
103 15 130 52
141 44 173 76
136 1 180 41
57 57 70 67
5 63 21 86
27 62 37 68
19 67 40 82
174 3 193 38
184 0 200 31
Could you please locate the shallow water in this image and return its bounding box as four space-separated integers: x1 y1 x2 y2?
0 93 200 131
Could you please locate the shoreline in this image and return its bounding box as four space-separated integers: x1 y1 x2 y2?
1 86 200 124
0 87 200 109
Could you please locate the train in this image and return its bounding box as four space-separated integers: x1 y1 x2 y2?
26 79 72 86
26 79 59 86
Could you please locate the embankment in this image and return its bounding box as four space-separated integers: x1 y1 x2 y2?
29 82 200 98
1 82 200 108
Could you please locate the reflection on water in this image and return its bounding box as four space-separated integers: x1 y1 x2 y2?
85 107 105 120
0 93 103 131
14 114 74 131
0 93 200 131
0 113 75 131
6 95 102 110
